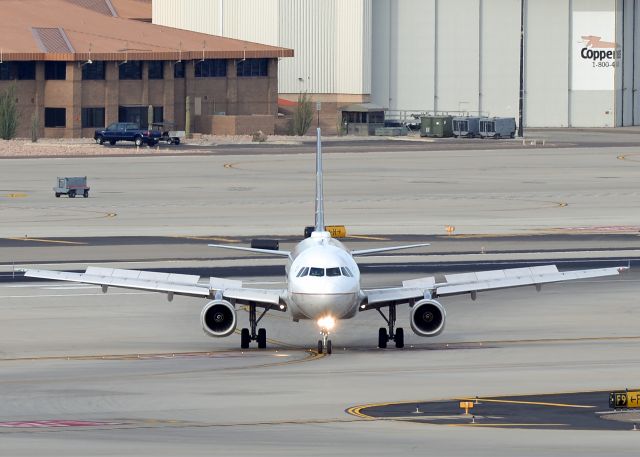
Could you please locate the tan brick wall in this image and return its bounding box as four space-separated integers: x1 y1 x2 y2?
0 59 280 138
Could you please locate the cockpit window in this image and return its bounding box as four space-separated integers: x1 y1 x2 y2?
326 267 341 277
309 267 324 277
296 267 309 277
340 267 353 277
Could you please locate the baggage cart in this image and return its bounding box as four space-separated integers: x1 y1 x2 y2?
54 177 90 198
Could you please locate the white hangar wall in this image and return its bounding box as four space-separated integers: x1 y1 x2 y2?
153 0 371 95
155 0 640 127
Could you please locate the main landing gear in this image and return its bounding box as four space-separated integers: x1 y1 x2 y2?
317 331 332 355
240 303 270 349
377 304 404 349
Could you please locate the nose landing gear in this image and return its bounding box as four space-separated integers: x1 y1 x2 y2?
377 304 404 349
317 331 332 355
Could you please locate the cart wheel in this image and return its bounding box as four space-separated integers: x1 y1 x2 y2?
173 138 180 145
68 190 76 198
83 190 89 198
109 140 116 145
55 193 60 198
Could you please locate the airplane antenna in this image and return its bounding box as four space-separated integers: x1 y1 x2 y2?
314 127 325 232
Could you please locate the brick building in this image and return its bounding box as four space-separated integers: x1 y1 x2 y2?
0 0 293 138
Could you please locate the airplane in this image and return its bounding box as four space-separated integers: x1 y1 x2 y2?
25 129 628 354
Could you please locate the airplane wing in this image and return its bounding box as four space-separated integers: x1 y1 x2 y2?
361 265 627 309
24 267 286 310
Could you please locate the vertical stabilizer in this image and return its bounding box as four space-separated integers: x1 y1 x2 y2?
314 127 325 232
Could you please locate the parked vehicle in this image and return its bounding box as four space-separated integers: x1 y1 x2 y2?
94 123 162 146
54 177 90 198
150 122 185 145
479 117 517 139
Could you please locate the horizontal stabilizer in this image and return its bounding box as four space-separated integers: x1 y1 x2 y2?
351 243 430 256
208 244 291 257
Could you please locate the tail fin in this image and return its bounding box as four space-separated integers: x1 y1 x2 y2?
314 127 325 232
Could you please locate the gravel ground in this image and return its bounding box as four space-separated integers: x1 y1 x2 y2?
0 133 402 158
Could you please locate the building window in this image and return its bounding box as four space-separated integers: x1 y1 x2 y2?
119 61 142 80
17 62 36 80
81 108 105 128
44 61 66 80
237 58 268 77
44 108 66 128
118 105 163 126
148 61 164 80
82 61 105 80
0 62 15 80
195 59 226 77
174 61 185 78
152 106 163 123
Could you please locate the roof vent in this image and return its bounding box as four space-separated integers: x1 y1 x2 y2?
31 28 75 53
64 0 118 17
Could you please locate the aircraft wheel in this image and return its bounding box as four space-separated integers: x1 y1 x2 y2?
317 340 323 354
395 328 405 348
378 328 388 349
240 328 251 349
326 340 332 355
257 328 267 349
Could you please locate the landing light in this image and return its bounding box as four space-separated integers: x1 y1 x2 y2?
317 315 336 331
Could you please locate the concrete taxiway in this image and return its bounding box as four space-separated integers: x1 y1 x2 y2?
2 137 640 455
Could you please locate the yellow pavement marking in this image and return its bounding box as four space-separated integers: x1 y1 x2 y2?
3 192 28 198
458 397 595 409
347 400 422 420
346 235 390 241
171 235 240 243
223 163 236 169
5 237 87 245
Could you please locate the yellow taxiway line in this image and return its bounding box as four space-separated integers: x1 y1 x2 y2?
5 237 87 245
170 235 241 243
346 235 390 241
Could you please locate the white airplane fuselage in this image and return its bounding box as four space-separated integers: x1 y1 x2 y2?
284 231 362 321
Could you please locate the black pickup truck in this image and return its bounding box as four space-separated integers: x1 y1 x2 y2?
94 123 162 146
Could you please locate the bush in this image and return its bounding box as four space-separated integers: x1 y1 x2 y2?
0 84 18 140
292 92 313 136
252 130 268 142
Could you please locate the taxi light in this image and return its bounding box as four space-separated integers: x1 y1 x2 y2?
317 315 336 331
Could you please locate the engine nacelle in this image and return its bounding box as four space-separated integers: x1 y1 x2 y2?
201 300 237 337
410 299 446 337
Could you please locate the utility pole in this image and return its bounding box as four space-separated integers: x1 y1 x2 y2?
518 0 526 138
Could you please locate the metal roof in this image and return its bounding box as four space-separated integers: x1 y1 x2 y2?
0 0 293 61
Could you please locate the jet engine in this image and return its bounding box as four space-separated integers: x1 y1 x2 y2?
410 299 446 337
201 300 237 337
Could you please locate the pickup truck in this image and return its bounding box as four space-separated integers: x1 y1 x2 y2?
94 123 162 146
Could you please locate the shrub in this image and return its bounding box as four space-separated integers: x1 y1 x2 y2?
0 84 18 140
292 92 313 136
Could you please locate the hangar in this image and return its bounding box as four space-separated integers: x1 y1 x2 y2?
154 0 640 129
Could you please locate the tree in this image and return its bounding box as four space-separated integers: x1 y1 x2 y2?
292 92 313 136
0 84 18 140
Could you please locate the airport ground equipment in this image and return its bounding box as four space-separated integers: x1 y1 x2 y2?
151 122 185 145
479 117 517 139
420 115 453 137
453 116 483 138
54 177 90 198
